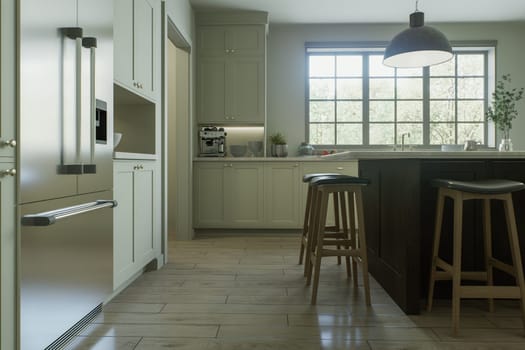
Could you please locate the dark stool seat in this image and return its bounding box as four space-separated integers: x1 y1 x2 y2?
427 178 525 336
305 174 372 305
311 175 370 186
431 178 525 194
303 173 340 183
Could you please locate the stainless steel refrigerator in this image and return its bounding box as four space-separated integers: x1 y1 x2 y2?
18 0 115 349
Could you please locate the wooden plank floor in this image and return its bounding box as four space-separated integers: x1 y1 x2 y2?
67 234 525 349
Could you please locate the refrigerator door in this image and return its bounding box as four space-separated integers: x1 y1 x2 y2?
20 191 113 350
19 0 78 203
77 0 114 194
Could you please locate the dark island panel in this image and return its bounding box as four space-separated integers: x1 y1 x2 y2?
359 158 525 314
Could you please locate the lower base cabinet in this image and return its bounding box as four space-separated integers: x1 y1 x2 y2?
194 162 264 228
114 159 159 289
193 160 358 229
264 162 301 228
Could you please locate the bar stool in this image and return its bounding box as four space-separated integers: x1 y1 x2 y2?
305 175 371 306
299 173 343 273
427 178 525 335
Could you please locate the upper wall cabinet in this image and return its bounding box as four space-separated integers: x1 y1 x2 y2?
196 12 268 125
114 0 160 101
198 25 265 57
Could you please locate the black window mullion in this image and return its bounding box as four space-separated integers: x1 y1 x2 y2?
363 53 370 145
423 66 430 145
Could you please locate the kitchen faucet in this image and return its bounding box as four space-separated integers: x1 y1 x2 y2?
401 132 411 151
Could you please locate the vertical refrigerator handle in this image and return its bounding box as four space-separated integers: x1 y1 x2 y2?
82 37 97 171
57 28 98 175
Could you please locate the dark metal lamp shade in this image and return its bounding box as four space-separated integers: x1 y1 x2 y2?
383 11 452 68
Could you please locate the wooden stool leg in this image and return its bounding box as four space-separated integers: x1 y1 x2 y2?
355 188 371 306
299 185 313 265
311 190 329 305
348 192 359 287
339 191 351 278
452 194 463 336
503 194 525 333
333 194 342 265
482 198 494 313
428 188 445 312
305 185 319 278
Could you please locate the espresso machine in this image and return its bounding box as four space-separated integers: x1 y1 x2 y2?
199 126 227 157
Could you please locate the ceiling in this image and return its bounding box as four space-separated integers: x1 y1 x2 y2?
189 0 525 24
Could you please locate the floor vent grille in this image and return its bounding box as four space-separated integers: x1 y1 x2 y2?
44 303 103 350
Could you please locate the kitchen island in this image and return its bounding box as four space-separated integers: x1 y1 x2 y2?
350 152 525 314
194 151 525 314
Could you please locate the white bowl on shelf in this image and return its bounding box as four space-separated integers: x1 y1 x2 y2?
114 132 123 148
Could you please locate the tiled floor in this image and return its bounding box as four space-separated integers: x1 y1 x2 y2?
68 234 525 349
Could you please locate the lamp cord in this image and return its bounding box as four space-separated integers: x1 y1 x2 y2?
415 0 419 11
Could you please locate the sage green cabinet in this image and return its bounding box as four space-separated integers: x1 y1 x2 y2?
194 162 264 228
264 162 301 227
114 0 160 101
0 162 16 350
113 160 157 289
197 25 265 57
197 24 266 125
193 161 359 229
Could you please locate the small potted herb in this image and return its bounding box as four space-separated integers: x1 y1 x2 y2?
486 74 524 151
269 132 288 157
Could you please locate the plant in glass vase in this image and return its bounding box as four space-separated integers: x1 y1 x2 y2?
486 74 524 151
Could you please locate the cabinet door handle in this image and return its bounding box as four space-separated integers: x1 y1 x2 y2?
294 164 299 167
1 168 16 177
336 167 344 170
2 139 17 148
231 49 236 53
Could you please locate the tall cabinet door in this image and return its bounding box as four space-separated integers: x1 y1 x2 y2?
134 163 155 264
19 0 77 203
134 0 155 96
264 163 301 227
194 163 227 227
197 58 228 124
113 163 135 288
113 0 133 87
0 162 16 350
230 57 265 123
227 163 264 226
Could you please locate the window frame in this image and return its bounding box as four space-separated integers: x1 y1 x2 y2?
305 43 496 149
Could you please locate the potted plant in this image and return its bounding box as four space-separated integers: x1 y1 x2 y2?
269 132 288 157
486 74 524 151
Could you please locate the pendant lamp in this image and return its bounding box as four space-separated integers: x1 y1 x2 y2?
383 4 452 68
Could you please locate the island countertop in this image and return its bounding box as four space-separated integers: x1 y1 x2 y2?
194 150 525 161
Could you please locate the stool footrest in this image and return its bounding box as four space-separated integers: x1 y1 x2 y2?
320 248 361 257
434 270 488 281
460 286 521 299
321 239 352 247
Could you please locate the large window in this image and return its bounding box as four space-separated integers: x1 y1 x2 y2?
307 47 493 147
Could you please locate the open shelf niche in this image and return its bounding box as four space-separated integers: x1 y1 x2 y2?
114 84 156 156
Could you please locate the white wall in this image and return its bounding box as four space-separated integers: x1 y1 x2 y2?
165 0 193 45
267 22 525 152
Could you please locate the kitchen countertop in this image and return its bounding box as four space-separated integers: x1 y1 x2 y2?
194 150 525 161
